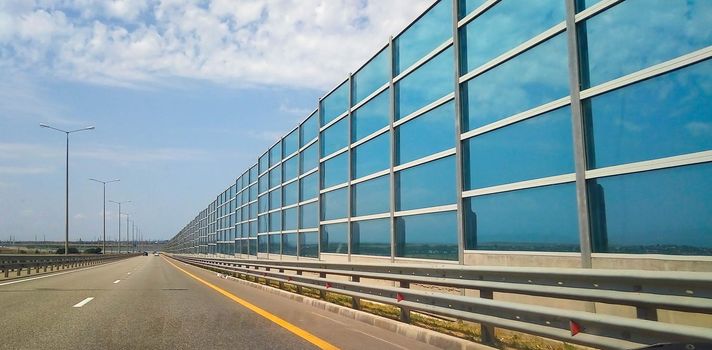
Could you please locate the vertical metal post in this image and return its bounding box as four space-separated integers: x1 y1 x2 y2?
118 203 121 254
126 214 129 254
451 0 465 265
65 133 69 255
347 73 353 262
388 35 397 263
316 101 323 261
102 184 106 254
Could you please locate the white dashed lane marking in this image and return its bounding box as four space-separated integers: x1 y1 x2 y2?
113 280 121 284
72 297 94 308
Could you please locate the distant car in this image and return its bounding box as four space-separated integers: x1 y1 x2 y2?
154 252 159 256
142 251 148 256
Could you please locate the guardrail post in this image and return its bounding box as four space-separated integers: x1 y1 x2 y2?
4 269 9 278
636 306 658 321
480 289 496 346
319 272 327 299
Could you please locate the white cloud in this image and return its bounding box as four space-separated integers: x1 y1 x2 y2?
0 0 434 90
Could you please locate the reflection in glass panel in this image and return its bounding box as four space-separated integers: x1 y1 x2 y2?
321 117 349 157
352 133 390 179
270 142 282 167
283 155 299 182
352 218 390 256
464 183 579 251
269 234 280 254
301 142 319 173
585 61 712 169
283 207 298 231
284 129 299 156
283 181 298 206
395 0 452 74
321 188 348 221
458 0 487 19
352 175 390 217
300 202 318 229
321 223 348 254
249 220 256 236
248 202 257 219
249 239 257 255
352 90 390 142
259 153 269 174
580 0 712 88
462 33 569 132
574 0 602 12
258 194 268 214
258 235 268 253
269 211 282 232
396 156 456 211
396 47 454 120
322 152 348 188
396 211 457 260
588 163 712 255
353 49 390 105
460 0 564 73
269 166 282 188
249 165 258 182
301 112 319 146
258 175 268 194
396 101 454 165
282 233 297 256
300 172 319 201
269 188 282 210
299 232 318 258
249 184 257 201
258 214 268 233
464 106 574 190
321 81 349 125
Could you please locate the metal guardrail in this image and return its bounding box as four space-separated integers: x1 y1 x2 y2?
0 254 138 279
171 254 712 350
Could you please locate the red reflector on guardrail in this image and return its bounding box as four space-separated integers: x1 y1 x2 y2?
396 293 405 302
570 320 581 336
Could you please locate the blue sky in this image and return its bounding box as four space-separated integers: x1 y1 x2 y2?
0 0 432 242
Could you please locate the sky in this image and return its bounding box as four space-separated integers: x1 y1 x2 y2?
0 0 433 242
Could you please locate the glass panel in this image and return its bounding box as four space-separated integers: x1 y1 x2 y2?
300 202 319 229
462 33 569 132
322 152 348 188
300 142 319 174
259 153 269 174
321 188 348 221
352 175 390 217
282 233 297 256
283 181 299 206
464 106 574 190
249 184 257 201
258 174 268 194
321 117 349 157
269 141 282 167
283 155 299 182
395 211 458 260
321 81 349 125
269 188 282 210
248 202 257 219
352 133 390 179
300 172 319 201
458 0 487 19
396 156 456 211
460 0 565 73
395 0 452 74
269 234 281 254
249 220 256 236
321 223 348 254
464 183 579 251
574 0 602 12
585 61 712 169
588 163 712 255
249 239 257 255
269 166 282 188
353 49 390 105
258 215 268 233
396 101 454 165
580 0 712 88
249 165 258 182
283 207 298 231
269 211 282 232
284 129 299 156
299 232 319 258
352 218 391 257
258 194 268 214
301 112 319 146
352 89 390 142
396 47 454 120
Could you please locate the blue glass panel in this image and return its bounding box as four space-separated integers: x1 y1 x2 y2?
249 184 257 201
585 61 712 169
268 234 280 254
321 188 348 221
321 223 348 254
321 117 349 157
352 218 390 256
258 215 268 233
300 142 319 173
300 172 319 201
249 221 256 236
321 81 349 125
269 211 282 232
352 175 390 217
259 153 269 174
458 0 486 19
283 155 298 182
353 49 390 105
269 142 282 167
249 239 257 255
396 156 456 211
249 165 258 182
395 211 458 260
258 174 268 194
284 129 299 156
283 207 298 231
352 133 390 179
248 202 257 219
396 47 454 120
352 90 390 142
322 152 348 188
396 101 454 165
241 223 248 238
269 188 282 210
300 202 318 229
269 166 282 188
301 112 319 146
580 0 712 88
465 183 579 251
299 232 318 258
282 233 297 256
395 0 452 74
464 107 574 190
574 0 601 12
258 194 268 214
462 33 569 132
588 163 712 255
283 181 298 206
460 0 565 73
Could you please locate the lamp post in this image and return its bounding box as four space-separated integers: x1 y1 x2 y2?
89 178 119 255
108 200 130 253
40 123 95 255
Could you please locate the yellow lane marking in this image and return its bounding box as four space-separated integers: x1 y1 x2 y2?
163 256 339 350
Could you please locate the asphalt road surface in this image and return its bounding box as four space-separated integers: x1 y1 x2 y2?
0 255 439 350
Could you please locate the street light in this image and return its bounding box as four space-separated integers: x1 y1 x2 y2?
108 200 130 253
89 178 119 255
40 123 95 255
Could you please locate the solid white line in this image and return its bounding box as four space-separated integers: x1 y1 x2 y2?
113 280 121 284
0 259 131 287
310 312 347 326
353 329 410 350
72 297 94 308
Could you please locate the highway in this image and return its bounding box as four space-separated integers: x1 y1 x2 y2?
0 255 439 350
